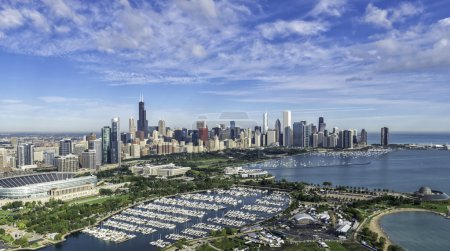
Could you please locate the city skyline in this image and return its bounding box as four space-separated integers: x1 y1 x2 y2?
1 0 450 132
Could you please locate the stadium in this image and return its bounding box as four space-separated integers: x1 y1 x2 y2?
0 172 97 199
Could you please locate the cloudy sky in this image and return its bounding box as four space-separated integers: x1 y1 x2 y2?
0 0 450 132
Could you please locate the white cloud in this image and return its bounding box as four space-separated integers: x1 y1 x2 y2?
364 2 423 29
391 2 423 22
364 3 391 28
258 20 328 39
0 99 22 104
192 44 207 58
0 8 24 30
439 17 450 26
309 0 347 17
22 9 50 32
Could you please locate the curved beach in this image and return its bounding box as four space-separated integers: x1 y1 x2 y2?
369 208 439 251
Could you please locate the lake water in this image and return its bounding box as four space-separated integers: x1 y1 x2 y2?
247 150 450 193
40 189 288 251
367 132 450 145
380 212 450 251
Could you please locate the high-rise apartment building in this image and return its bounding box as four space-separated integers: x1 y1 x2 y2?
81 150 96 169
17 144 34 168
101 126 111 164
43 151 55 166
110 117 121 165
137 95 149 138
88 139 102 167
55 154 79 172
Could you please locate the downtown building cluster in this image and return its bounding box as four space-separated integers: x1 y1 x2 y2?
0 97 390 173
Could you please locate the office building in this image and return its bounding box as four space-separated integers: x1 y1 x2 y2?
283 111 292 147
110 117 121 165
360 129 368 146
199 127 209 144
343 130 353 149
196 120 206 129
262 112 268 134
275 119 282 146
17 144 34 168
137 94 149 138
293 122 303 147
318 117 326 132
59 139 72 156
158 120 166 136
129 116 136 139
381 127 389 146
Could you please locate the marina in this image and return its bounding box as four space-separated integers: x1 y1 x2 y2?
77 187 290 249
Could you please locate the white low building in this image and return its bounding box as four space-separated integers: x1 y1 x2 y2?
130 163 191 178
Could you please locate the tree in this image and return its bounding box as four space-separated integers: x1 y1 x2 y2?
388 244 405 251
322 181 332 187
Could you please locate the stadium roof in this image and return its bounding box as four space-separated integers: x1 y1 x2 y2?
0 172 76 188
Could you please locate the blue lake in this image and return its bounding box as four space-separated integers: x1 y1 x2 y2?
380 212 450 251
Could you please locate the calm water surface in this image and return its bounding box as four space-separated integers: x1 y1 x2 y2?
380 212 450 251
247 150 450 193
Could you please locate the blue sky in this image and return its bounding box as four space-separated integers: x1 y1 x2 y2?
0 0 450 132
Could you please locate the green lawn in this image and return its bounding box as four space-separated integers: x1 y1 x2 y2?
68 194 129 205
399 201 450 214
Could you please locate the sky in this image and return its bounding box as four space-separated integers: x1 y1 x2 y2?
0 0 450 133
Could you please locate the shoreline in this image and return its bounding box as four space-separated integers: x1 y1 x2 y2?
368 208 446 251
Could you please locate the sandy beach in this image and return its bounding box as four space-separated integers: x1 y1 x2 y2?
368 208 437 251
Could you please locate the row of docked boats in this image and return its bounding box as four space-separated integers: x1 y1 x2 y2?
82 227 136 243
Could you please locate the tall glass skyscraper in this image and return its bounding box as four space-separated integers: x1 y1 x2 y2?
275 119 282 146
101 126 111 164
137 95 149 138
110 117 121 165
59 139 72 156
381 127 389 146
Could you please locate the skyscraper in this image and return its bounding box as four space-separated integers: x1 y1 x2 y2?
137 95 149 138
262 112 268 134
59 139 72 156
17 144 34 168
110 117 121 165
101 126 111 164
343 130 353 149
88 139 102 167
318 117 326 132
274 119 282 146
129 116 136 139
381 127 389 146
293 122 302 147
283 111 292 147
81 150 96 169
55 154 79 172
158 120 166 136
360 129 368 146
